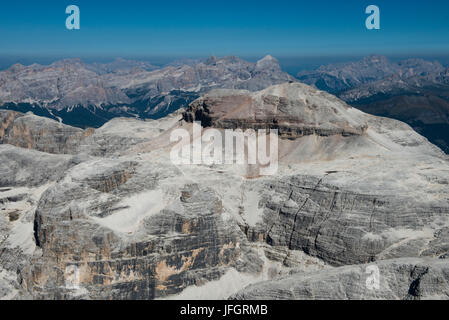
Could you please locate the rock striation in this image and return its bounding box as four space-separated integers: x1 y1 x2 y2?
232 258 449 300
183 83 367 138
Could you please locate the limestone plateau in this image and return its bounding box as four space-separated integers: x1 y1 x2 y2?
1 83 449 300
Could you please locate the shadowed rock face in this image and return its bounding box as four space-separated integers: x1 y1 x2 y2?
1 83 449 300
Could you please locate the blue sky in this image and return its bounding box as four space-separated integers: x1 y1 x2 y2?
0 0 448 58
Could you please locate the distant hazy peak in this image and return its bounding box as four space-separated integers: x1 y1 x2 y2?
259 54 276 61
204 55 248 66
257 54 279 64
361 54 390 63
255 54 281 71
50 58 85 67
204 56 218 65
7 63 27 72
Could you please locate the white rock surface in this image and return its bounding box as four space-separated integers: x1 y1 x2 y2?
0 83 448 300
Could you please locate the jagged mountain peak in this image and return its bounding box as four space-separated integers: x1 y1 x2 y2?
361 54 389 64
204 56 218 65
258 54 277 61
204 55 247 66
87 57 158 74
255 54 281 70
7 63 27 72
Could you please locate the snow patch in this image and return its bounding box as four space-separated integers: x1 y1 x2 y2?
6 220 35 255
92 189 166 233
162 268 261 300
242 190 264 227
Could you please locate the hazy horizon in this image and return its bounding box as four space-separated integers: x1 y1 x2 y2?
1 52 449 76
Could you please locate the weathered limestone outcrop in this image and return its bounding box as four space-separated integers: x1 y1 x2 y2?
243 174 449 266
183 83 368 138
0 144 80 187
0 110 86 154
26 160 263 299
0 109 182 157
232 258 449 300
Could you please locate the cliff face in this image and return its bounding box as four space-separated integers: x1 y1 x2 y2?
183 83 368 138
0 109 182 157
1 83 449 300
0 110 86 154
29 173 261 299
244 174 449 266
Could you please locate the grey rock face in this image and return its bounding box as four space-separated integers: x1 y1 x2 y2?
27 160 263 299
232 258 449 300
0 59 130 109
245 174 449 266
339 59 447 103
0 144 78 187
0 109 182 156
297 55 397 93
86 58 158 75
1 83 449 300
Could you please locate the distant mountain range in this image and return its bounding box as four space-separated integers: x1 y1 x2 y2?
1 54 449 153
298 55 449 153
0 55 294 128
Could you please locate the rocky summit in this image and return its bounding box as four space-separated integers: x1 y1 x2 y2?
1 82 449 300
